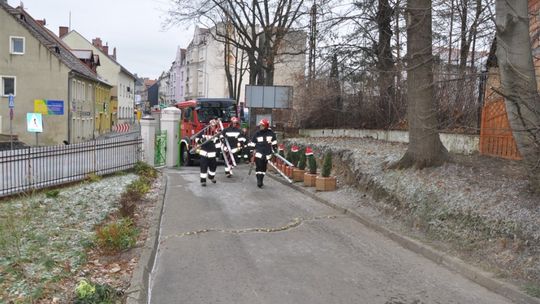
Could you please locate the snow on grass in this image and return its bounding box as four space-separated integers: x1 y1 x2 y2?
287 137 540 284
0 173 138 303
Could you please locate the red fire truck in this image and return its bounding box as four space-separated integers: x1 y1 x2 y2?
176 98 237 166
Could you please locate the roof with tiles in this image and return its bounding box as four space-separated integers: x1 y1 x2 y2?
0 1 110 86
66 30 136 80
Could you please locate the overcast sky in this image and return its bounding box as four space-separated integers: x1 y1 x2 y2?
7 0 193 79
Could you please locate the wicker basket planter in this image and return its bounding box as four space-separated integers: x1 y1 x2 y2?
292 168 305 182
286 166 294 178
315 176 337 191
304 172 317 187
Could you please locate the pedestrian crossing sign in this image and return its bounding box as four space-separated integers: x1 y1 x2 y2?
27 113 43 133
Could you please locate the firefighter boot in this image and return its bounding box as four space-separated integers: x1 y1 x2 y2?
257 174 263 188
201 178 206 187
210 176 216 184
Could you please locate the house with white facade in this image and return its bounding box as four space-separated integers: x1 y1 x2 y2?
157 70 173 106
170 25 305 103
183 26 231 100
61 30 136 124
169 46 186 102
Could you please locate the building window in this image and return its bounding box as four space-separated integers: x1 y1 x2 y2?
72 79 77 101
9 36 25 55
1 76 16 96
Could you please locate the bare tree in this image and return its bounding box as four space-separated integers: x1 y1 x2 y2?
496 0 540 193
221 22 249 101
391 0 449 169
166 0 309 86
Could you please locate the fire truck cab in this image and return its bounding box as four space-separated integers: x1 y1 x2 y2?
176 98 237 166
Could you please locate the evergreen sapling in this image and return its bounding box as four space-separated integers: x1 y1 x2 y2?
321 152 332 177
308 154 317 174
298 152 306 170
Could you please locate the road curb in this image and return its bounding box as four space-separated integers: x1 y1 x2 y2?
268 173 540 304
126 173 168 304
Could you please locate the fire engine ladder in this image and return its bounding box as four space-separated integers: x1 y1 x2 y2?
218 120 237 171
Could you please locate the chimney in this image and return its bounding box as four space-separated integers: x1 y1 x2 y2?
112 47 117 60
59 26 69 37
103 43 109 56
36 19 46 26
92 37 102 48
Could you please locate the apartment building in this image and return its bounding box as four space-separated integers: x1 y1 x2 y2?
0 2 112 145
61 31 136 125
164 24 305 104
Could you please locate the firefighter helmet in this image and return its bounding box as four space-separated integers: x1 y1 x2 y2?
259 118 270 129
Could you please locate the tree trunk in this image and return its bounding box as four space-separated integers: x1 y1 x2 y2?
376 0 395 127
496 0 540 193
391 0 448 169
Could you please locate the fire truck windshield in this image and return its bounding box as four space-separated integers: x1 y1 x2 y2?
196 104 236 123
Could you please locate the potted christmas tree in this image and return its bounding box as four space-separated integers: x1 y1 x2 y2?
315 151 337 191
292 147 306 182
303 147 317 187
285 146 296 177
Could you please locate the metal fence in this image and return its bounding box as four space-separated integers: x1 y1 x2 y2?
0 135 142 198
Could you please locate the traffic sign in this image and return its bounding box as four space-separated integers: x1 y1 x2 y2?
27 113 43 133
113 123 130 132
8 94 14 108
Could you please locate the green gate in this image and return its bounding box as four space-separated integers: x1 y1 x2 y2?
155 130 167 166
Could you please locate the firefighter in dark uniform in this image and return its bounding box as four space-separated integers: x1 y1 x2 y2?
237 125 248 163
221 117 242 177
196 119 219 186
240 126 252 163
248 118 277 188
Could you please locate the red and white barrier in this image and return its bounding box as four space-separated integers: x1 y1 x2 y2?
113 123 130 132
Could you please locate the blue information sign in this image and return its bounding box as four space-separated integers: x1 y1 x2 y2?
8 94 14 108
47 100 64 115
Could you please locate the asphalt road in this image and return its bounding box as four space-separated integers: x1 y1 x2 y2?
149 165 512 304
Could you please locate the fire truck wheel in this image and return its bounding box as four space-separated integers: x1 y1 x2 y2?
181 144 193 166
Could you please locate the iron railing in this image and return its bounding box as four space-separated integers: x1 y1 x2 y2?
0 135 142 198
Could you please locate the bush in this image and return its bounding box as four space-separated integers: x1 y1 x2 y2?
126 178 150 196
321 152 332 177
119 170 155 218
74 279 117 304
86 173 102 182
525 284 540 297
119 190 139 218
134 161 157 180
95 218 138 252
45 189 60 198
308 155 317 174
298 152 306 170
